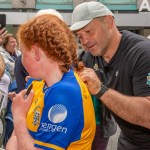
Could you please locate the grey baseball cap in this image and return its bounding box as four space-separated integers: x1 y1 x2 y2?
70 1 114 31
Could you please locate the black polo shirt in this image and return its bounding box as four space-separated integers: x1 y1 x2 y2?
80 30 150 150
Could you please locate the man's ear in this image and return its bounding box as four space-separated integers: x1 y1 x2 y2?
105 15 114 29
31 45 41 61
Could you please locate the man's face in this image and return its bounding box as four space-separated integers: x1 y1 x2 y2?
75 18 111 56
5 36 17 53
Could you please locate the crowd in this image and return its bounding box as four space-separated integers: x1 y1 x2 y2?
0 1 149 150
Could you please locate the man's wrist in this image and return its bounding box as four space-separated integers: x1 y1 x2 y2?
95 83 109 99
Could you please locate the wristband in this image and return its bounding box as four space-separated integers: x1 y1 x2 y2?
95 83 108 99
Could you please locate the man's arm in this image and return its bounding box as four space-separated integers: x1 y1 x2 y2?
100 89 150 129
78 67 150 129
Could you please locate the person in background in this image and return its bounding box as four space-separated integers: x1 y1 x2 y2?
0 54 10 148
6 14 96 150
0 33 21 147
36 8 64 20
0 28 10 94
14 55 29 93
0 33 21 81
0 54 11 96
0 29 12 148
70 1 150 150
0 54 9 93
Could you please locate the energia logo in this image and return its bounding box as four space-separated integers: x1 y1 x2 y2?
48 104 67 123
147 73 150 85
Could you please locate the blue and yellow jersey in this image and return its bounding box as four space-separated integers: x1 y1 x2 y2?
26 69 96 150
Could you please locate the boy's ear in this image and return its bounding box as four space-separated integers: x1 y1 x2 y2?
31 45 40 61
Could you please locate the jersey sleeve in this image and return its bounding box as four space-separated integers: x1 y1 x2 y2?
34 85 83 149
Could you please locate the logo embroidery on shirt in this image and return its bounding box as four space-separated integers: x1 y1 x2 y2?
94 63 99 71
39 104 68 134
48 104 67 123
116 70 118 77
32 106 41 126
146 73 150 85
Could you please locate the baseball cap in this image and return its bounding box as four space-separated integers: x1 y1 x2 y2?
36 9 64 21
70 1 114 31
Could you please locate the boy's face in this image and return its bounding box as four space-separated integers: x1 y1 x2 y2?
20 43 40 78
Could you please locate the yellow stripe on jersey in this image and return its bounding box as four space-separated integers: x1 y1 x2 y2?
67 72 96 150
35 140 65 150
26 80 45 132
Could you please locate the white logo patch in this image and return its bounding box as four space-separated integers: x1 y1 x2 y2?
48 104 67 123
116 71 118 77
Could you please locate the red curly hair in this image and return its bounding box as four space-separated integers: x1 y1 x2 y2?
17 14 83 72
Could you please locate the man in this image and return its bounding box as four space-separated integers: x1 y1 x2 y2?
78 51 117 150
70 1 150 150
72 2 117 150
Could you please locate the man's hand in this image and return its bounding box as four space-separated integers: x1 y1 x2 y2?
77 67 102 95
